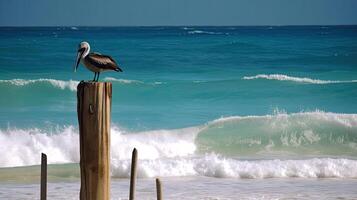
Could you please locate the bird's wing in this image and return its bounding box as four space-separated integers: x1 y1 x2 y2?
87 52 119 71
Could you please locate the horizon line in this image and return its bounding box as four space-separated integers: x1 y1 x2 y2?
1 24 357 28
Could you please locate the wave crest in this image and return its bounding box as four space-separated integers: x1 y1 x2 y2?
197 111 357 156
0 79 79 91
1 111 357 179
0 77 149 91
242 74 357 84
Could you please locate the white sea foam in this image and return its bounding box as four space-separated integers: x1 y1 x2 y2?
0 126 198 168
0 126 79 167
1 125 356 179
242 74 357 84
112 155 357 178
1 111 357 179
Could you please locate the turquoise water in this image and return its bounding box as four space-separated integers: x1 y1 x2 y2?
1 26 357 130
0 26 357 199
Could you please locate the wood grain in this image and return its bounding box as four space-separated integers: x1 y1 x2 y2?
77 81 111 200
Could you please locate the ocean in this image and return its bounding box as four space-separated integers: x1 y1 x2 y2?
0 26 357 199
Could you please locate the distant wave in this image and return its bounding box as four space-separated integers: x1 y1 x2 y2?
242 74 357 84
104 77 143 84
210 110 357 127
182 27 194 30
104 77 165 85
0 77 149 91
0 79 79 91
187 30 227 35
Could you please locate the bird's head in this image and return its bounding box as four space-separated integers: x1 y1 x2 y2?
74 41 90 72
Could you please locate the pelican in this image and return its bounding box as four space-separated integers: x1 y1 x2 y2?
74 41 123 81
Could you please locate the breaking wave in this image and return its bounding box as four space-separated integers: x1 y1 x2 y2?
242 74 357 84
0 126 198 168
1 111 357 178
197 111 357 157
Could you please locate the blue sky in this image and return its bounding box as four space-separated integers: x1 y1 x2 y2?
1 0 357 26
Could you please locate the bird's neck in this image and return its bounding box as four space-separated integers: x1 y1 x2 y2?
82 46 90 58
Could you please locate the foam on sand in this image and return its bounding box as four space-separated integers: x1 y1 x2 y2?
112 155 357 178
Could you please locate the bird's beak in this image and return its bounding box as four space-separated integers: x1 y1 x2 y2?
117 66 123 72
74 49 84 72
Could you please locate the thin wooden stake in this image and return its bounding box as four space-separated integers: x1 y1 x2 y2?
40 153 47 200
156 178 162 200
129 148 138 200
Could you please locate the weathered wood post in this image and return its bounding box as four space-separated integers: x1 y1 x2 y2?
156 178 163 200
77 81 112 200
40 153 47 200
129 148 138 200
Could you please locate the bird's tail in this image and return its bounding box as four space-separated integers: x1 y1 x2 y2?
115 67 123 72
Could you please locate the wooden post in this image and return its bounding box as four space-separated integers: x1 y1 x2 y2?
77 81 112 200
156 178 162 200
40 153 47 200
129 148 138 200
